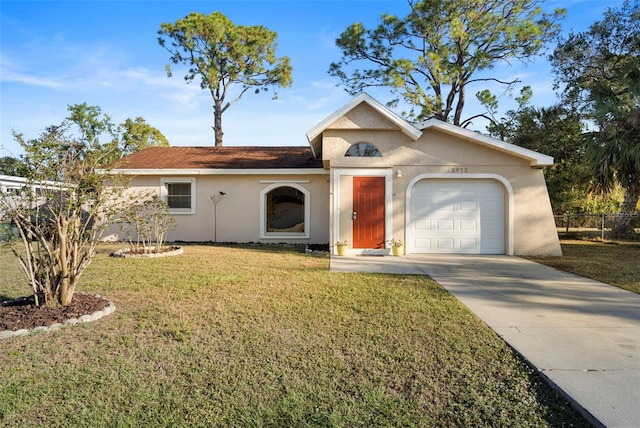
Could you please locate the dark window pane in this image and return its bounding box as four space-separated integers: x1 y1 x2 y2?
167 183 191 209
266 187 304 233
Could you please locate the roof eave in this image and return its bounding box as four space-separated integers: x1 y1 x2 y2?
106 168 329 176
418 118 554 167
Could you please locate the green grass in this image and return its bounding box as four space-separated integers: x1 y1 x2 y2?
0 244 589 427
529 239 640 294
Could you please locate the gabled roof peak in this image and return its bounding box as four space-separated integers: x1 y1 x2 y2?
306 93 422 157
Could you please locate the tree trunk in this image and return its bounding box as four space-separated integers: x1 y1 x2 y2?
453 89 464 126
59 281 73 306
610 179 640 238
44 290 56 308
214 103 224 146
58 218 73 306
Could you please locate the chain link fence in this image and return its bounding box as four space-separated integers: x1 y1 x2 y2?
554 213 640 240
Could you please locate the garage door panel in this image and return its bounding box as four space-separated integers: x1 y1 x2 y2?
437 219 454 230
415 218 432 230
436 185 456 194
436 238 454 250
460 200 477 211
460 238 478 250
416 238 431 248
460 219 477 230
435 201 454 212
411 179 504 254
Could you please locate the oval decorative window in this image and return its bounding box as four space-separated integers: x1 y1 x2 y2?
345 143 382 157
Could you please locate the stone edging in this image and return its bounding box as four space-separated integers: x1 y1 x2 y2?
0 293 116 340
111 246 183 258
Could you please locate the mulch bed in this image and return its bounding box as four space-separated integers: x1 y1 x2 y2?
0 293 109 331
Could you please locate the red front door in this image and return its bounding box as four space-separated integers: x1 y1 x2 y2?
353 176 385 248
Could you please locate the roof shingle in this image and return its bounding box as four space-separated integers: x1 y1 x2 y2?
111 146 322 170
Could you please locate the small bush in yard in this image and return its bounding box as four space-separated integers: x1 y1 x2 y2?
116 194 176 254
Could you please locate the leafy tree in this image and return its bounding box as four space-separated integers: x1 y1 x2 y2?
0 106 127 307
64 104 169 165
551 0 640 237
0 103 167 307
329 0 565 126
62 103 121 169
119 117 169 158
158 12 293 146
0 156 28 176
490 105 591 214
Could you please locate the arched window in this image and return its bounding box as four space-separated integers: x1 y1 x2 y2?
345 142 382 157
260 184 310 238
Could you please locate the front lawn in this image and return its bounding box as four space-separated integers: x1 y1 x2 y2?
528 239 640 294
0 244 588 427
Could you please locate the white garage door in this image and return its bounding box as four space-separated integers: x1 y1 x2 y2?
410 179 504 254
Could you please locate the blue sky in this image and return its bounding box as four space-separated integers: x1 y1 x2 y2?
0 0 624 157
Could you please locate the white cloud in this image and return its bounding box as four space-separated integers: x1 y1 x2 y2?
0 67 67 89
2 35 208 110
0 52 67 88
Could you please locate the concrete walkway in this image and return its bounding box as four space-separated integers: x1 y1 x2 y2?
331 254 640 428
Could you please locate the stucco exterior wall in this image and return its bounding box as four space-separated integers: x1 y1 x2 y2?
104 95 560 256
105 173 330 245
323 126 562 256
329 103 400 131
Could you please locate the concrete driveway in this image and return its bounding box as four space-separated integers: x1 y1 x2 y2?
331 254 640 428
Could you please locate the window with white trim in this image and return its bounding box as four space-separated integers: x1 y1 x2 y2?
161 178 195 214
260 184 310 238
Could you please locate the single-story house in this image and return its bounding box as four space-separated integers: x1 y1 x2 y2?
108 93 561 256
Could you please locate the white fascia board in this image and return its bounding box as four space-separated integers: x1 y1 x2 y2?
0 174 72 189
306 93 422 144
417 118 554 167
107 168 329 176
0 174 29 183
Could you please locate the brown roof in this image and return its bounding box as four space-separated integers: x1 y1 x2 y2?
111 146 322 169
